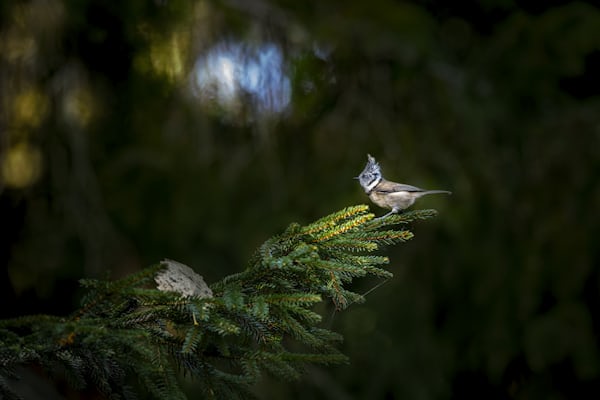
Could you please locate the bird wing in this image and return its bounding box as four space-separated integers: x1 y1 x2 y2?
373 181 424 193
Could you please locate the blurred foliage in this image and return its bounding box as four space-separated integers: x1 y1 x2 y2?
1 0 599 398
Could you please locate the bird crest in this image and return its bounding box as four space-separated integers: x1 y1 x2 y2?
357 154 383 193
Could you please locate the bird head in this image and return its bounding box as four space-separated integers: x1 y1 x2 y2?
357 154 382 193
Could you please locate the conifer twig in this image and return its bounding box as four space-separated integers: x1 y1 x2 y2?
0 205 438 399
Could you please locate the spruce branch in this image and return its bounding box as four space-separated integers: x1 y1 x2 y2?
0 205 438 399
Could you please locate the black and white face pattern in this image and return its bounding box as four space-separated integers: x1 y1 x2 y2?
357 154 382 193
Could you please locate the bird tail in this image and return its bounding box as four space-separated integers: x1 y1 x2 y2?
421 190 452 196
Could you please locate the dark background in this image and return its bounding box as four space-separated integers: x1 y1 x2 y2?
1 0 599 398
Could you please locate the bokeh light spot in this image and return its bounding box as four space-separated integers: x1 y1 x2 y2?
134 31 189 83
192 41 291 117
13 88 48 128
62 86 95 128
1 143 43 188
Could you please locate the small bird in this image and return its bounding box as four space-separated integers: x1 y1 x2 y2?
357 154 451 218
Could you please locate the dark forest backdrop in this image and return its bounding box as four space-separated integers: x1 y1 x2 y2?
1 0 599 398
